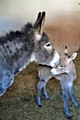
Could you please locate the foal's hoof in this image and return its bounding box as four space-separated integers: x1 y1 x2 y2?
46 96 50 99
66 114 73 119
73 102 79 107
37 101 42 107
63 111 72 119
38 105 42 107
67 115 72 119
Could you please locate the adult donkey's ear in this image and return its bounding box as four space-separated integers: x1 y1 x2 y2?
39 11 45 34
34 11 46 34
34 12 41 28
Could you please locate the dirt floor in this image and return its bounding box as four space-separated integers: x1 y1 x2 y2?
0 31 80 120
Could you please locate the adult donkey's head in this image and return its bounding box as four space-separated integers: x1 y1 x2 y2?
31 11 60 67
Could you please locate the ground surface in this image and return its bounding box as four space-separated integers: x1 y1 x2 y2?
0 30 80 120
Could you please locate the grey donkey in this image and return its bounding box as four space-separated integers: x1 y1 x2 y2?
0 11 60 96
37 47 79 118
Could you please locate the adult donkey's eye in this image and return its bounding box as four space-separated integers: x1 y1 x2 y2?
44 42 53 54
44 42 51 49
45 42 51 47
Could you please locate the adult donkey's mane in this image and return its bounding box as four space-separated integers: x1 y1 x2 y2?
0 23 33 44
0 22 34 67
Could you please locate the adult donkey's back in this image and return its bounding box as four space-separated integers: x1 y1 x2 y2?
0 11 60 96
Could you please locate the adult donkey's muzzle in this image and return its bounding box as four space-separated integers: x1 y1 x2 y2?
50 51 60 68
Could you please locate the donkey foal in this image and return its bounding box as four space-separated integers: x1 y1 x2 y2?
37 51 79 118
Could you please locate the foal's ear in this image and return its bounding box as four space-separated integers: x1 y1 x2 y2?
64 46 69 56
68 52 77 63
34 11 46 34
70 52 77 60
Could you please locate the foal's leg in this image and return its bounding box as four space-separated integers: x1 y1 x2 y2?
43 82 50 99
69 86 79 107
37 80 45 107
62 87 71 118
37 80 50 107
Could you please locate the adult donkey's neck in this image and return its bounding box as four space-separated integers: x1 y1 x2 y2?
0 23 35 75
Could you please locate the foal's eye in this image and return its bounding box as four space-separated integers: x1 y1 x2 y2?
60 66 63 67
